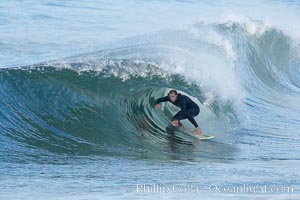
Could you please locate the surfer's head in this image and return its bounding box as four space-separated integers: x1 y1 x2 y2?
168 89 178 102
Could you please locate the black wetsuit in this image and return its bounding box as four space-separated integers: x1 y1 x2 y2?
155 93 200 128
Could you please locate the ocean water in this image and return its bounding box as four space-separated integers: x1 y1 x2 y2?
1 0 300 199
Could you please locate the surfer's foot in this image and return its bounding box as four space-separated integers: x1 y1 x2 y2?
172 120 179 127
194 127 201 135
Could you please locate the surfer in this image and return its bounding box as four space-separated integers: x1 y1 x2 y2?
155 90 202 135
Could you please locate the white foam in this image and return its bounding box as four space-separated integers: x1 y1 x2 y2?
162 27 246 107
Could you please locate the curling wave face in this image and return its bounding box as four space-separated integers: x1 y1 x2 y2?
1 20 300 163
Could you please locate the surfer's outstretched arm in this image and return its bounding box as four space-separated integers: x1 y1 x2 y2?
155 96 169 104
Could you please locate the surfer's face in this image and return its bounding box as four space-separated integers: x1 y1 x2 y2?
169 93 177 102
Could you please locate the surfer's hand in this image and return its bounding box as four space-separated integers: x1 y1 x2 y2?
155 104 160 109
172 120 179 127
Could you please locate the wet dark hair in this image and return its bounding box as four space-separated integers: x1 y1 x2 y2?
168 89 177 96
